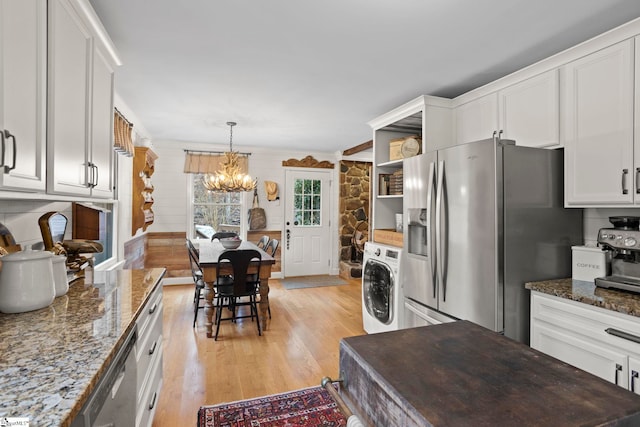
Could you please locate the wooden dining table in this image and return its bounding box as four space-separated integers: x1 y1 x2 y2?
194 239 276 337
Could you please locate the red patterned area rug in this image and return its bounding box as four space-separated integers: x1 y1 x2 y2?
197 386 347 427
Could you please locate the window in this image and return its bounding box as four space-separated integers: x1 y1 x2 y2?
293 178 321 226
190 173 244 239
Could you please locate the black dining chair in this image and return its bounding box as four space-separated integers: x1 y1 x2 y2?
256 235 270 250
186 239 205 327
214 249 263 340
187 238 232 327
211 231 238 241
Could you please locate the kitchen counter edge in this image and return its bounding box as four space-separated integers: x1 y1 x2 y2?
525 278 640 318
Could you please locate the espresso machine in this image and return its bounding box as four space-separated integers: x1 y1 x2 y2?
596 216 640 293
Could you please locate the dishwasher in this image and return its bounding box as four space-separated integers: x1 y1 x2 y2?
72 326 137 427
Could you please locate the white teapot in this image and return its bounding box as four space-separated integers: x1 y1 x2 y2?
0 250 55 313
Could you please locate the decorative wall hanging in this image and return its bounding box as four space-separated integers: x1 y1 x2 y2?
282 155 334 169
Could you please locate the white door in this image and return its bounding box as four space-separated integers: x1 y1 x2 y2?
283 169 331 277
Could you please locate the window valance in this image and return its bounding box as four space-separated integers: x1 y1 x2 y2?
183 150 249 174
113 108 134 157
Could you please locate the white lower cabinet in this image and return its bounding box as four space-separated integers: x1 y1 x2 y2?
136 284 164 427
531 292 640 394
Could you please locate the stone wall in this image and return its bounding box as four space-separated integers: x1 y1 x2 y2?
339 161 371 275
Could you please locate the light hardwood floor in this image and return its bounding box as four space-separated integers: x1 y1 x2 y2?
151 276 365 427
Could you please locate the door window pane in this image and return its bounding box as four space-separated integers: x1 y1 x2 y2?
293 178 322 226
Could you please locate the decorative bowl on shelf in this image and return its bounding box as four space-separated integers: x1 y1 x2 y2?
220 238 242 249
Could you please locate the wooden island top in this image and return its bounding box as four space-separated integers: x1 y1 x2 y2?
339 321 640 426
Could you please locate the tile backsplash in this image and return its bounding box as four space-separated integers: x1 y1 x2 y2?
0 200 73 249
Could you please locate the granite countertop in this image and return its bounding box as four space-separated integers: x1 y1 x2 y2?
340 321 640 426
0 268 166 427
525 278 640 318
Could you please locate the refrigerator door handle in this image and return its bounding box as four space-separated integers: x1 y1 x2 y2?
426 161 436 298
435 160 446 301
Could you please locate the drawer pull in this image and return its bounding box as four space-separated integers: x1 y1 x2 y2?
615 363 623 386
148 303 158 315
149 341 157 355
632 370 639 393
605 328 640 344
149 391 157 410
622 169 629 195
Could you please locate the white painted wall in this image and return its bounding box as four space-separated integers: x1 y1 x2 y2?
149 138 343 274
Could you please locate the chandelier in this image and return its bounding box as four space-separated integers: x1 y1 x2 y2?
203 121 257 192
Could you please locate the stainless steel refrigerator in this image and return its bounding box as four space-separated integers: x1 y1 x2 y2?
402 138 583 344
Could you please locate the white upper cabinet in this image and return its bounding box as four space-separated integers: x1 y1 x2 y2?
454 93 498 145
90 45 115 198
47 0 118 198
498 69 560 148
0 0 47 192
47 0 92 196
563 39 635 206
454 69 560 148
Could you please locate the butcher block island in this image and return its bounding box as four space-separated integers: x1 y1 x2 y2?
339 321 640 426
0 268 165 427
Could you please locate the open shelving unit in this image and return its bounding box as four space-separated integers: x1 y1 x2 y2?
132 146 158 235
367 96 452 247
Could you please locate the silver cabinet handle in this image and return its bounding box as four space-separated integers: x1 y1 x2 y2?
636 168 640 194
148 302 158 315
622 169 629 195
498 129 504 141
492 130 497 142
3 130 16 172
615 363 623 386
0 130 5 168
148 391 157 410
87 162 94 188
93 164 99 187
148 340 157 355
605 328 640 344
632 370 639 393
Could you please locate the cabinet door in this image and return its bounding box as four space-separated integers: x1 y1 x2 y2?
498 69 560 148
563 40 634 206
532 322 629 388
89 45 114 198
454 93 498 145
0 0 46 191
47 0 91 196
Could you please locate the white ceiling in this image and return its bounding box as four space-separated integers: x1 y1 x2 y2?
89 0 640 153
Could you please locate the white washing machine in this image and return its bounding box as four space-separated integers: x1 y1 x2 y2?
362 242 404 333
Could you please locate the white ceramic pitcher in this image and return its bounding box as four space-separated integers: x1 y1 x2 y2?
0 250 55 313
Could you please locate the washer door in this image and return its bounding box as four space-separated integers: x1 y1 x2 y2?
363 259 394 325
